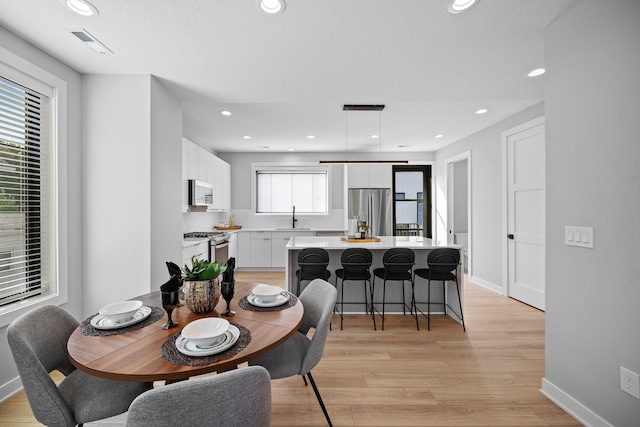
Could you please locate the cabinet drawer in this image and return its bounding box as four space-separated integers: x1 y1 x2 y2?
251 231 272 239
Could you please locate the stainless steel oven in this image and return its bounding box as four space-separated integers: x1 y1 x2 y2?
211 240 229 265
184 231 230 264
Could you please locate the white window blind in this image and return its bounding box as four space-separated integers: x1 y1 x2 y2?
256 169 328 214
0 74 51 306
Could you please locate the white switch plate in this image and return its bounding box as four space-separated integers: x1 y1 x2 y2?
565 226 593 248
620 367 640 399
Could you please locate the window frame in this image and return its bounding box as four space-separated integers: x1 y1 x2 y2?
251 162 331 216
0 45 68 328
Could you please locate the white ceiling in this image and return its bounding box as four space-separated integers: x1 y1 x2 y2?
0 0 580 153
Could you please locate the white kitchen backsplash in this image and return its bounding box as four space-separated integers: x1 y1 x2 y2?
230 209 345 230
182 210 228 233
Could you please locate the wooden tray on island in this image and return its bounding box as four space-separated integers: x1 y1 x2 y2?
341 237 381 243
215 225 242 230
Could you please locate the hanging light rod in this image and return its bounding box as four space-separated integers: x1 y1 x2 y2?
319 160 408 164
342 104 385 111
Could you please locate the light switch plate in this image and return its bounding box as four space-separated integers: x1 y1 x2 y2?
565 226 593 248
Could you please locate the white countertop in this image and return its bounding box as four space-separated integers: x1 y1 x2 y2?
238 228 346 233
286 235 461 250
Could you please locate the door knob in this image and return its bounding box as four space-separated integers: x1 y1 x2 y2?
507 234 514 239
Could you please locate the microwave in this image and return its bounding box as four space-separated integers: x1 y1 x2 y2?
188 179 214 207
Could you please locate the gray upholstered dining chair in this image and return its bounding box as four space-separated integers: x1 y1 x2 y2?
249 278 337 427
126 366 272 427
7 305 152 427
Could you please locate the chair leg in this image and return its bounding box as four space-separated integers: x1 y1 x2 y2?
455 278 466 331
302 374 308 386
427 279 432 331
369 278 377 331
340 277 344 330
411 278 419 331
307 372 333 427
382 279 387 331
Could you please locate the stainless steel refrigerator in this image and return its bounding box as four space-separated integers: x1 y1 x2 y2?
348 188 393 236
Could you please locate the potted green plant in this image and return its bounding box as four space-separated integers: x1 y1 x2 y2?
181 257 228 313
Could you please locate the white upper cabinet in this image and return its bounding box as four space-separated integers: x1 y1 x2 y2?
221 160 231 210
183 138 232 211
348 163 392 188
182 139 189 212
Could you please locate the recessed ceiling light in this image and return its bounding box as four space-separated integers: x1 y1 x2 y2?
287 148 294 152
447 0 480 14
434 134 444 138
527 68 546 77
371 134 380 139
258 0 286 15
220 110 232 116
306 135 315 139
60 0 98 17
242 135 251 139
475 108 489 114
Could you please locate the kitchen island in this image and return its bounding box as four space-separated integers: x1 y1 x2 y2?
285 236 464 321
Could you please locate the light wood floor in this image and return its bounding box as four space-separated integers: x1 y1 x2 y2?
0 272 581 427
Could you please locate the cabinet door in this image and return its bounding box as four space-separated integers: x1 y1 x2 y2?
181 139 189 212
197 146 208 182
187 140 199 180
250 236 271 268
209 155 222 209
221 161 231 210
270 236 290 268
236 232 251 268
369 164 392 188
348 164 370 188
228 232 238 260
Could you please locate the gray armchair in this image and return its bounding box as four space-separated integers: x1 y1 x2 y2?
250 278 337 426
126 366 271 427
7 305 152 427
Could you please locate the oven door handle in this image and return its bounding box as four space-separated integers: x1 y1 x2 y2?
213 241 230 249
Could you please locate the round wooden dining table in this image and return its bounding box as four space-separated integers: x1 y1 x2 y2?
67 281 303 383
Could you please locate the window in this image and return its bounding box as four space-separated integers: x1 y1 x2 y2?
0 71 53 309
392 165 432 237
255 166 328 214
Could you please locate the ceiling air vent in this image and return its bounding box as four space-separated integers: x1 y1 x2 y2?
69 28 112 54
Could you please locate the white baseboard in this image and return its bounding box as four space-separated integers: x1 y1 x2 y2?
541 378 612 427
469 275 503 294
0 375 23 404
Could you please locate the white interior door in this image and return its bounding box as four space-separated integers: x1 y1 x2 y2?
505 120 545 310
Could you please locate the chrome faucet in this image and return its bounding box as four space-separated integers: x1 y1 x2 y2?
292 205 297 229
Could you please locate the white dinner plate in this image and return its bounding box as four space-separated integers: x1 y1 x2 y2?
176 324 240 357
247 291 290 307
90 305 152 330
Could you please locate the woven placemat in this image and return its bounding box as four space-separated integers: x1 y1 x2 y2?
238 292 298 312
161 324 251 366
79 306 165 336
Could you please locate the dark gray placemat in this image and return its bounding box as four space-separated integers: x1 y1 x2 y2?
80 306 165 336
238 291 298 312
161 323 251 366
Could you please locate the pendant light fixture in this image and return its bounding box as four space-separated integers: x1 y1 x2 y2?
319 104 408 164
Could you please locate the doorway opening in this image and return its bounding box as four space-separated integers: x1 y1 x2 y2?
392 165 432 237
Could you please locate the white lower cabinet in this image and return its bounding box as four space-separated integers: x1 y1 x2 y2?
237 230 314 268
250 232 272 268
182 241 209 265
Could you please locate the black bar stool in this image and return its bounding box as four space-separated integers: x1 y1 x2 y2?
334 248 375 330
295 248 331 296
412 248 465 331
372 248 415 330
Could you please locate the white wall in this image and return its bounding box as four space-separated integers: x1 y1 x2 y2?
542 1 640 425
0 26 83 401
150 77 183 287
83 75 183 316
435 103 545 290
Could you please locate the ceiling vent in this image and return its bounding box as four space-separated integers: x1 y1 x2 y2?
69 28 112 54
